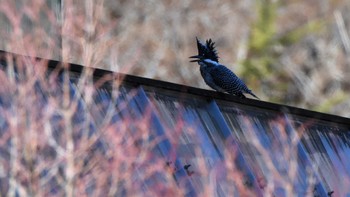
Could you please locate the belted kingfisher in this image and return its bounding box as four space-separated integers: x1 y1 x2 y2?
190 37 259 99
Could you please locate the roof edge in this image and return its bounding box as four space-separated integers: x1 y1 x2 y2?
1 50 349 127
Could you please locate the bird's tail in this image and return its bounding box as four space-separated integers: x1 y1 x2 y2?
248 91 260 100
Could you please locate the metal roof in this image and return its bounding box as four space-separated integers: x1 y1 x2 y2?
0 50 349 196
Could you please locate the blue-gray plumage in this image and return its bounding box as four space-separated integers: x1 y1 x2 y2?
190 38 259 99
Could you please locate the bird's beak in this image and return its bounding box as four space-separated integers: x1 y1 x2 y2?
189 55 200 62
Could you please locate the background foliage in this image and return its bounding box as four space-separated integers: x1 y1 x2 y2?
0 1 349 196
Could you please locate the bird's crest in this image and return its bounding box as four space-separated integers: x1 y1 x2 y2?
205 39 219 62
190 37 219 62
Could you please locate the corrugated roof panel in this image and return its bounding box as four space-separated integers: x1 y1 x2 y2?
302 128 350 195
148 92 221 195
92 86 197 196
217 102 350 196
146 89 263 196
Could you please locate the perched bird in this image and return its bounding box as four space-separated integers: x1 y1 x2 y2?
190 37 259 99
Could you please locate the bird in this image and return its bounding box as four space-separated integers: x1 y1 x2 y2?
190 37 259 99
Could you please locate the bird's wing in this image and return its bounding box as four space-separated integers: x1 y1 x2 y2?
210 66 260 99
210 65 246 94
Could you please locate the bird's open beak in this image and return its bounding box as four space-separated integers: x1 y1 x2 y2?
189 55 200 62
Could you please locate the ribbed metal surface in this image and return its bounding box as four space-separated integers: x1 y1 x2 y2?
140 86 349 196
2 77 347 196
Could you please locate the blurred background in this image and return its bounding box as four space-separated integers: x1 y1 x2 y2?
0 0 350 117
